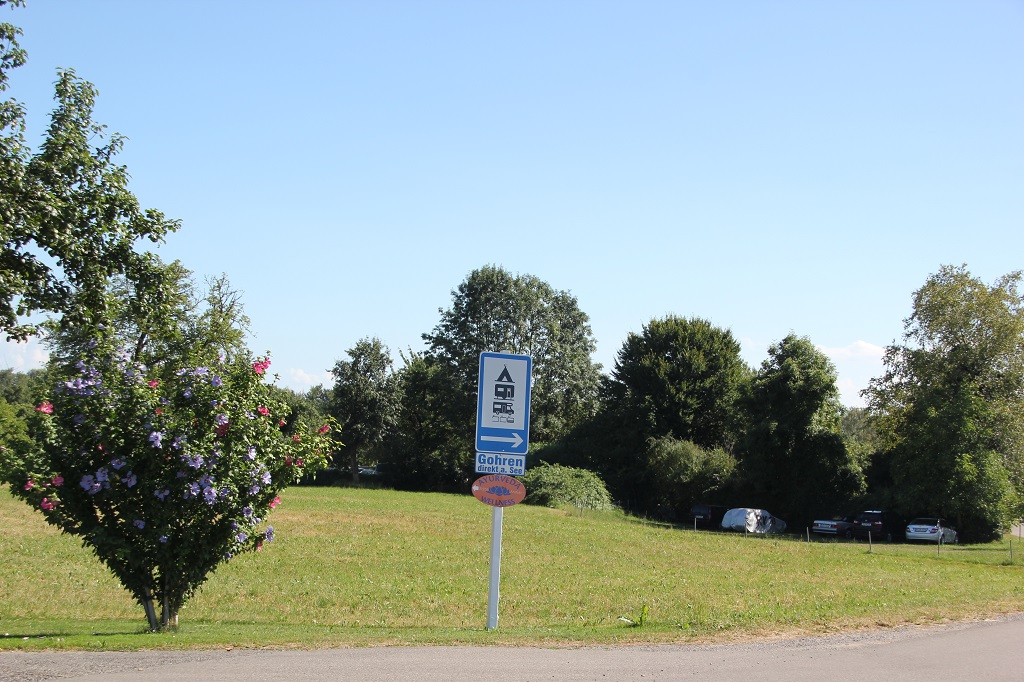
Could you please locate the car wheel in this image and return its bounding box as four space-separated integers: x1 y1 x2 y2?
844 529 853 539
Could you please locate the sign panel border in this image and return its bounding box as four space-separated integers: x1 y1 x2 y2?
475 351 532 455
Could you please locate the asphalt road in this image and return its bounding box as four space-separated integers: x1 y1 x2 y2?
3 615 1023 682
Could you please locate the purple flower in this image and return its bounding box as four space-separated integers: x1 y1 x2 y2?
214 413 229 426
159 535 168 543
265 526 275 542
230 521 239 531
80 474 98 493
211 376 223 387
243 506 254 518
172 435 186 449
185 482 200 500
110 457 126 470
124 472 137 488
154 488 170 500
149 431 164 449
133 519 146 529
95 467 109 483
249 484 261 495
182 388 193 399
260 470 272 485
236 532 248 543
203 487 217 505
246 446 256 461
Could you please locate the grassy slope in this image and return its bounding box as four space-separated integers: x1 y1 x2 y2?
2 485 1023 650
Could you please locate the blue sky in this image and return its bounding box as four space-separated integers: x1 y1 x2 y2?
2 0 1022 407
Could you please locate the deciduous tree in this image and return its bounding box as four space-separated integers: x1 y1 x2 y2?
605 315 747 449
865 265 1024 540
1 64 178 341
420 266 601 481
740 334 865 525
329 337 400 482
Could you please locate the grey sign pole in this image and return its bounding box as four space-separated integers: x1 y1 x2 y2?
486 506 503 630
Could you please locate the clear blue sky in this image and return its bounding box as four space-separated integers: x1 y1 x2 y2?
2 0 1022 407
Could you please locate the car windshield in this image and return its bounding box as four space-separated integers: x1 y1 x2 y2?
909 518 938 526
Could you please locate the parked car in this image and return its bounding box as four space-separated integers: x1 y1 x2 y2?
689 504 729 529
721 508 787 534
905 518 958 544
811 514 857 538
852 510 904 542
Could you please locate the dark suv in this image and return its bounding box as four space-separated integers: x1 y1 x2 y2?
852 510 904 542
689 504 729 529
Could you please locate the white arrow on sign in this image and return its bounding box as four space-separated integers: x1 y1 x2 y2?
480 432 523 448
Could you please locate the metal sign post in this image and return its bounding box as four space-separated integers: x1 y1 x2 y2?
475 352 532 631
487 506 503 630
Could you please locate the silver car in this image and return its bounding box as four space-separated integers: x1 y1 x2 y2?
905 517 958 544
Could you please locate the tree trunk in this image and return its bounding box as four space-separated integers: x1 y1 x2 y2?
141 586 159 632
161 578 179 629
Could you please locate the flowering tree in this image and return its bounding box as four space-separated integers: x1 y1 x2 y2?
0 338 335 630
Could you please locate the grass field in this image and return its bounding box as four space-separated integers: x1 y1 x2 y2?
2 485 1023 650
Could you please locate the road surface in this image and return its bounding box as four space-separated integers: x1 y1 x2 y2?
2 615 1022 682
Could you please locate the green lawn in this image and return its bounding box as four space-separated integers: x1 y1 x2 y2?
2 485 1023 650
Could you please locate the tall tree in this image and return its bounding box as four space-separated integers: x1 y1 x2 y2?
579 316 747 513
379 351 469 492
740 334 865 525
330 337 400 482
1 61 178 341
606 315 748 449
423 265 601 446
865 265 1024 540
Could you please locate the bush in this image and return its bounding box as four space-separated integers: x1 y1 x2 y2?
520 463 614 510
644 436 736 521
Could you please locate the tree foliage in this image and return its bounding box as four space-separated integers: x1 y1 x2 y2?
866 265 1024 540
423 265 601 445
740 334 865 525
378 351 470 492
1 55 179 341
643 436 736 520
520 462 614 510
606 315 747 450
329 337 400 482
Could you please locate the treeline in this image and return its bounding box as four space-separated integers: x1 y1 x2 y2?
306 263 1022 543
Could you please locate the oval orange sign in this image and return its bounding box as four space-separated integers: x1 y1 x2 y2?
472 475 526 507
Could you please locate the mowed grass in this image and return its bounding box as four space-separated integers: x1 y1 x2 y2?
2 485 1023 650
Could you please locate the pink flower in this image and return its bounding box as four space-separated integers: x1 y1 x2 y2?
279 419 286 428
285 455 293 466
295 459 304 467
23 479 34 490
215 423 229 437
252 358 272 375
40 498 55 511
292 435 301 443
51 475 64 487
148 380 160 388
35 401 53 414
255 540 264 551
317 424 330 435
257 406 270 416
270 495 281 509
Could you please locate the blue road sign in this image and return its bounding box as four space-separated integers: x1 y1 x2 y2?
476 352 532 455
